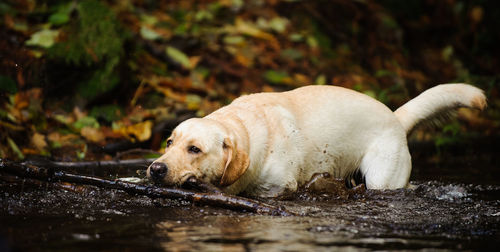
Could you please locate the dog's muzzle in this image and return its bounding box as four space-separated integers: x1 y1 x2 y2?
149 162 168 181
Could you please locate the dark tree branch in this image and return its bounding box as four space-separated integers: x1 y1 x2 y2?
0 159 293 216
184 176 224 194
23 157 155 170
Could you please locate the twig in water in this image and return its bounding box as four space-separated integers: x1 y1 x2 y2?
23 157 156 170
183 176 224 194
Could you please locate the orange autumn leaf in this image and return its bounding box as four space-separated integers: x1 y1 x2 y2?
113 120 153 142
47 132 80 147
31 132 48 152
81 126 105 143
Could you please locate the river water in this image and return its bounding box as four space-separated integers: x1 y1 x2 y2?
1 148 499 251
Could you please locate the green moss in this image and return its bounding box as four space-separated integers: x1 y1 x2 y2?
48 0 125 100
90 104 124 123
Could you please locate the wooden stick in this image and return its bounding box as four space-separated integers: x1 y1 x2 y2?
0 159 293 216
23 158 156 170
183 176 224 194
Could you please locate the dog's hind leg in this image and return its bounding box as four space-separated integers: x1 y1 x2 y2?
359 133 412 189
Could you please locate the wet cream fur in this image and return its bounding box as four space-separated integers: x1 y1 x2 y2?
148 84 486 197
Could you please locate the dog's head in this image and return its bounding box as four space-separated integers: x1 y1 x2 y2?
147 118 249 188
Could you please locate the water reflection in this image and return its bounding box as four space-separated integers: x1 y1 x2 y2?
155 216 340 251
150 181 500 251
1 159 499 251
153 214 456 251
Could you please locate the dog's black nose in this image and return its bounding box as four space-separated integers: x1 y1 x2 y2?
150 162 168 180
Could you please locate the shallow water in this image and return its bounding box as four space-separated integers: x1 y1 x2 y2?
1 152 499 251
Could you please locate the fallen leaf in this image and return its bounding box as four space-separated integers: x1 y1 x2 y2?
48 2 74 26
293 73 311 86
315 74 326 85
25 29 60 48
140 26 162 40
166 46 191 69
81 126 105 143
186 94 202 110
53 113 75 126
263 70 292 85
113 120 153 142
306 36 318 49
48 132 80 147
189 56 201 70
268 17 289 33
31 132 48 152
225 18 280 50
223 35 245 45
140 13 159 25
49 12 70 26
21 148 40 156
73 116 99 130
288 33 304 42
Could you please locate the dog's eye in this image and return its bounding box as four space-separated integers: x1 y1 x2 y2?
166 139 173 148
188 145 202 154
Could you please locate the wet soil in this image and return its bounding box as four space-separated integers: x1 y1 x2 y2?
1 147 499 251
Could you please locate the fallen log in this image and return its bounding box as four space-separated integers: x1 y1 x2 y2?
0 159 293 216
23 157 156 170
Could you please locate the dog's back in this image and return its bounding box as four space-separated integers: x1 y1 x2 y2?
228 84 486 194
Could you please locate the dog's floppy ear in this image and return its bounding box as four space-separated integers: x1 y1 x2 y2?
220 137 249 187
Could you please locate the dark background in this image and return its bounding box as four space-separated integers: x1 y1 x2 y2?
1 0 499 161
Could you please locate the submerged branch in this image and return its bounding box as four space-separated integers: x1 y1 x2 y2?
0 159 293 216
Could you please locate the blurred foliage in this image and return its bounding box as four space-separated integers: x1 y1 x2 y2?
48 0 126 100
0 0 499 160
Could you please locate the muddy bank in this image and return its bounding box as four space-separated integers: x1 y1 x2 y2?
1 182 499 250
1 146 499 251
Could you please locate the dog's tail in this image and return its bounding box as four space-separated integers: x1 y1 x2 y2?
394 83 487 135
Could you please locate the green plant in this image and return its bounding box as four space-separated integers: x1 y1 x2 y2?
48 0 126 100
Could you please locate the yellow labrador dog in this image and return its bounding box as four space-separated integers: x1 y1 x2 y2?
148 84 486 197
